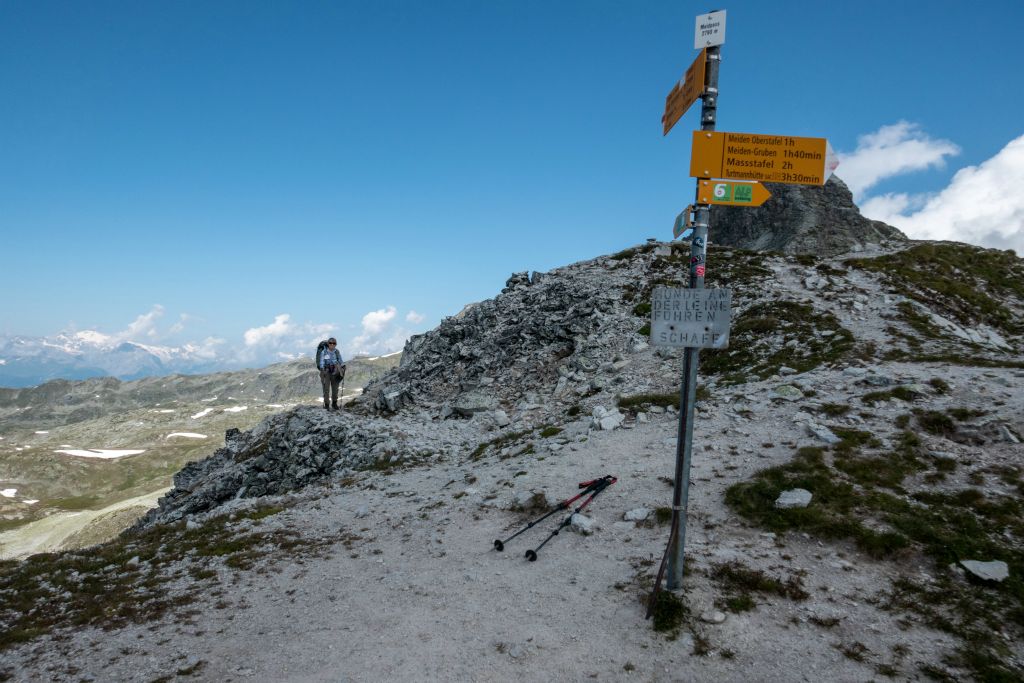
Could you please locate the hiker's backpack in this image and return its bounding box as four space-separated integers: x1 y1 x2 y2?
315 340 329 368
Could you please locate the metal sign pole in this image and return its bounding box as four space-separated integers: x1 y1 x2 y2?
666 44 719 591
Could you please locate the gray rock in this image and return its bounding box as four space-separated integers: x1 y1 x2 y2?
570 513 595 535
491 410 511 427
354 505 369 518
843 367 867 377
778 366 797 376
597 411 625 431
452 390 499 417
807 423 841 445
775 488 813 509
700 609 726 624
960 560 1009 582
774 384 804 401
623 508 651 522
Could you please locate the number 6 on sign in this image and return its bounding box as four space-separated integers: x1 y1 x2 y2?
713 183 730 200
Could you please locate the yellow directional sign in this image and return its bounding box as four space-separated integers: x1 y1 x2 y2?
662 49 706 136
697 180 771 206
690 131 839 185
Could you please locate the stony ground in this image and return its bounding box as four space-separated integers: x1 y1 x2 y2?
2 240 1022 681
2 358 1021 682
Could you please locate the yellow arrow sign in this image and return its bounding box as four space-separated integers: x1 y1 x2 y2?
697 180 772 207
690 131 839 185
662 49 706 136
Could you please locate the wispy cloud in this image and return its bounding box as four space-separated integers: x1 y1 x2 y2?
406 310 425 324
348 305 411 356
839 121 960 199
860 133 1024 252
113 305 165 342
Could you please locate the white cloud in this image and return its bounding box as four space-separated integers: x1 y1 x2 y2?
349 305 410 356
113 305 165 342
839 121 960 199
182 337 225 360
406 310 425 324
361 306 397 334
860 133 1024 253
243 314 292 347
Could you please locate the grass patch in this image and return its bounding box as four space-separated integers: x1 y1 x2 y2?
818 403 850 417
610 244 656 261
946 407 987 421
712 561 809 601
724 593 756 613
845 243 1024 336
537 425 562 438
618 393 679 411
928 378 951 394
915 410 956 437
724 446 910 558
728 417 1024 680
700 301 854 385
861 385 923 405
632 301 652 317
653 507 673 525
469 429 531 461
650 590 689 634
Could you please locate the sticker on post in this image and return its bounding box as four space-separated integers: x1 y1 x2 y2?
649 286 731 349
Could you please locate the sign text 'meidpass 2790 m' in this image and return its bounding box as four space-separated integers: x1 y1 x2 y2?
649 287 732 349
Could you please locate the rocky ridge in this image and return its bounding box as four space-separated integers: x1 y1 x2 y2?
5 237 1024 682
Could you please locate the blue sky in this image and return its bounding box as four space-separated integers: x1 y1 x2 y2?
2 0 1022 363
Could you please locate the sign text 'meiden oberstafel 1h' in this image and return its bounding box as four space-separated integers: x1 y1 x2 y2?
690 131 837 186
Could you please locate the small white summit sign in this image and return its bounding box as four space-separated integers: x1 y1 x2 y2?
694 10 726 50
650 286 732 349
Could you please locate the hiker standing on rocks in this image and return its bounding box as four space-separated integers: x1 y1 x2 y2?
316 337 346 411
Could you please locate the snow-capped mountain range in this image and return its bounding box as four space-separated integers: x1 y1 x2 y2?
0 332 224 387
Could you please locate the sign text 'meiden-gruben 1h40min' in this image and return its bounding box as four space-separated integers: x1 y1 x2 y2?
690 131 839 186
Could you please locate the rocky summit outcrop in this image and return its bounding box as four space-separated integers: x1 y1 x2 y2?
709 176 907 256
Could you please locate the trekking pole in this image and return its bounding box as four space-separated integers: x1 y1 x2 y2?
339 371 346 412
493 475 616 552
524 475 617 561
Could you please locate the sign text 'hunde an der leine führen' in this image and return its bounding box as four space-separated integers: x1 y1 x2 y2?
650 287 732 349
